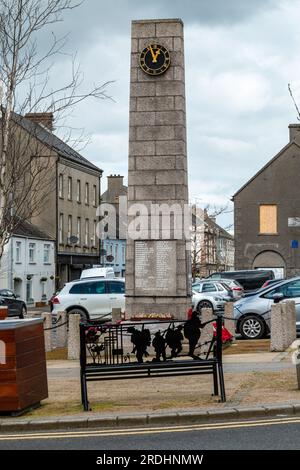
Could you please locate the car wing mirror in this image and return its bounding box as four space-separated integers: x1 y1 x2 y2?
273 293 284 303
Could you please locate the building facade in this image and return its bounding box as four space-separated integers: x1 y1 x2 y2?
100 175 127 277
0 220 55 305
233 123 300 279
191 208 234 278
12 112 103 287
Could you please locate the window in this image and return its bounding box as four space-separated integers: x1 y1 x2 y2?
77 180 81 202
59 213 64 244
85 219 89 246
264 280 300 300
68 177 72 200
259 205 277 234
201 283 217 292
29 243 36 263
93 185 97 207
59 174 64 198
68 215 72 240
115 244 118 262
122 244 125 264
44 244 51 263
69 281 106 294
77 217 81 245
15 241 22 263
85 182 89 205
108 281 125 294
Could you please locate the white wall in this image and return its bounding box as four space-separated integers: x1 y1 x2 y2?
0 236 55 304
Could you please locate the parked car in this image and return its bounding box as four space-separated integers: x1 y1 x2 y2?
192 286 228 314
261 278 284 289
207 270 275 292
51 278 125 321
192 280 233 301
217 279 244 300
0 289 27 318
233 277 300 339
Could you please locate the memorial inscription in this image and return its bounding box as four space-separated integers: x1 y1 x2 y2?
135 240 177 296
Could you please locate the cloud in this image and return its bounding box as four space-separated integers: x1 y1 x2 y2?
14 0 300 230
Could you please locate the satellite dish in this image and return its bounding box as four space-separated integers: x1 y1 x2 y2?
106 255 114 262
69 235 79 245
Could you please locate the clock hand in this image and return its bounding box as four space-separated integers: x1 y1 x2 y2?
149 45 156 61
152 49 161 63
149 45 160 63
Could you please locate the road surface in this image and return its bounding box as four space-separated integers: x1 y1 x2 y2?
0 416 299 450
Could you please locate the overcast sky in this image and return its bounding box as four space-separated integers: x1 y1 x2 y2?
42 0 300 229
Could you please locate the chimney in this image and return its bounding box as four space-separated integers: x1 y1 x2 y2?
107 174 124 193
25 112 54 131
289 123 300 143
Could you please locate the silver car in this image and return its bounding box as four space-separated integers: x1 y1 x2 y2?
192 280 233 300
192 281 230 313
234 277 300 339
218 279 244 300
192 291 227 314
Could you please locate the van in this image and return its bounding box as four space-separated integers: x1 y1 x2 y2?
80 267 115 279
207 270 274 292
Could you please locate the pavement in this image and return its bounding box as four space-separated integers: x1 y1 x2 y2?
0 348 299 433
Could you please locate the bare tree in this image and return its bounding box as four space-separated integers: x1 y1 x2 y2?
0 0 112 260
190 203 234 280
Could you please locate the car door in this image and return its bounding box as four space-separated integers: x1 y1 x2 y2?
282 280 300 328
0 290 19 315
88 280 111 319
107 281 125 312
200 282 218 296
263 280 300 327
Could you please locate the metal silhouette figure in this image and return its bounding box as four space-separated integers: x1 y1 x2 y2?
152 330 167 362
184 312 201 359
165 325 184 358
127 326 151 363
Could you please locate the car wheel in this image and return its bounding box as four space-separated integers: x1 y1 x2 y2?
67 308 89 323
19 305 27 319
239 315 265 339
197 300 213 313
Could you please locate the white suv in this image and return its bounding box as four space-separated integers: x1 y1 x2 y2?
52 278 125 322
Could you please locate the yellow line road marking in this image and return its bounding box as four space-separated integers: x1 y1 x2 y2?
0 416 300 441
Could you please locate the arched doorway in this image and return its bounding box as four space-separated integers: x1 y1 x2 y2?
252 251 286 279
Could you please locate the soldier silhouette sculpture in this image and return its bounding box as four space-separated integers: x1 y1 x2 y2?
127 326 151 363
152 331 167 362
165 325 184 358
184 312 202 360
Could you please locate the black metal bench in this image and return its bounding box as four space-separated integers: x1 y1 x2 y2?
79 315 226 411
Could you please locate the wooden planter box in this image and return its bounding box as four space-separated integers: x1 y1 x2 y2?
0 319 48 414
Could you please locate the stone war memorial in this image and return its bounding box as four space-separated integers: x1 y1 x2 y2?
126 19 191 321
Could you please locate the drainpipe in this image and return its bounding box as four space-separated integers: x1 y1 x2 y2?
10 238 13 290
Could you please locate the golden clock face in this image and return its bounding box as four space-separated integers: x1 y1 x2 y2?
139 44 171 76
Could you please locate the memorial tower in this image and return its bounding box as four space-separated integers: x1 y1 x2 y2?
126 19 191 320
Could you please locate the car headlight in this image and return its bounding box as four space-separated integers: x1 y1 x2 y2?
213 296 223 301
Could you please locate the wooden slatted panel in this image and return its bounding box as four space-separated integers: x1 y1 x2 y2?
0 322 48 412
259 205 277 234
